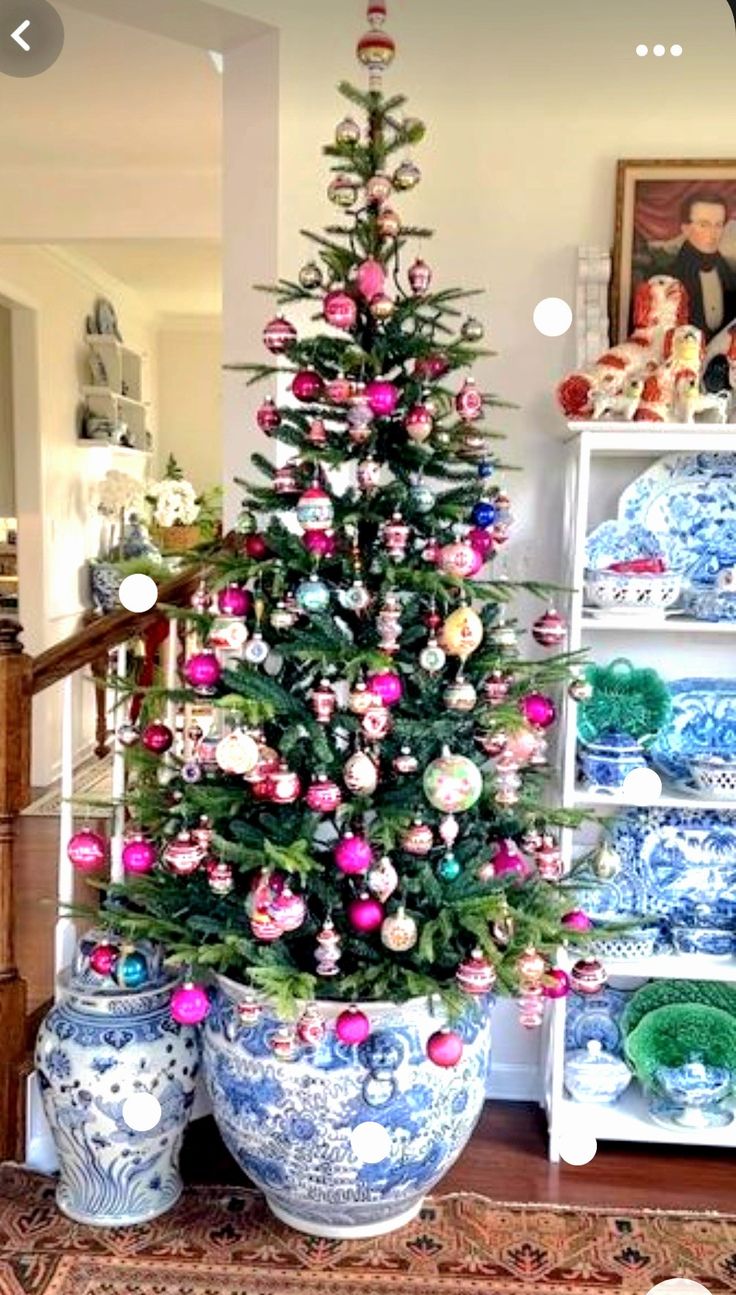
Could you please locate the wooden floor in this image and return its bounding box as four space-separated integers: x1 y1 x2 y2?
16 812 736 1213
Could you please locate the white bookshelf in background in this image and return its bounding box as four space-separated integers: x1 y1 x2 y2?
81 334 150 452
542 422 736 1162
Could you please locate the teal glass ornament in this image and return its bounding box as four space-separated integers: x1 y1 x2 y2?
115 950 149 990
438 853 461 881
409 483 435 514
296 576 330 614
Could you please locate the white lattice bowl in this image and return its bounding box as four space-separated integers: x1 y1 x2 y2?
584 569 681 613
689 756 736 800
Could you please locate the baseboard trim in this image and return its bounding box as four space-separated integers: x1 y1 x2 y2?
486 1061 541 1103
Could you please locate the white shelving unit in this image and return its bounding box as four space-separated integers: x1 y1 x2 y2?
543 422 736 1162
81 334 150 452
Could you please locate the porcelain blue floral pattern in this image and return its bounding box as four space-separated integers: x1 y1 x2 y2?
203 977 491 1237
35 972 199 1227
618 452 736 589
584 521 671 571
650 678 736 781
564 1040 632 1104
565 987 633 1057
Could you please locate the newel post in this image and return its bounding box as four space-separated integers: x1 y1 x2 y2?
0 617 32 1159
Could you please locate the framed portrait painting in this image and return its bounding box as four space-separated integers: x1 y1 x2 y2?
611 159 736 344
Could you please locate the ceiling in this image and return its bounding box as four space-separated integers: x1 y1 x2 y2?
54 239 222 316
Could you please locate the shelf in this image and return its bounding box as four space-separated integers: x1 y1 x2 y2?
560 1086 736 1148
565 424 736 454
581 613 736 635
604 953 736 981
571 782 736 812
76 441 151 457
81 385 146 409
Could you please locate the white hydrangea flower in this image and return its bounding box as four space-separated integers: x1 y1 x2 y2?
148 477 200 526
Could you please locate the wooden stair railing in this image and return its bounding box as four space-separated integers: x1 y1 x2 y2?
0 568 202 1162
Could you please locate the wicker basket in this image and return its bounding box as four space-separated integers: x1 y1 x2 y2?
151 523 202 553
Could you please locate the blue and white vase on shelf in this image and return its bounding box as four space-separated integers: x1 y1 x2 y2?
35 932 200 1227
203 974 492 1239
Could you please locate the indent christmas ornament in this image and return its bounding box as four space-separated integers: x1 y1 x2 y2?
365 379 399 416
426 1028 463 1068
263 316 296 354
532 607 567 647
570 957 607 995
367 854 399 902
520 692 557 729
382 511 411 560
461 316 485 343
442 605 484 657
366 671 402 706
311 679 338 724
401 819 433 855
335 832 373 875
443 678 477 712
303 530 336 558
142 720 174 754
114 950 149 990
355 256 386 298
117 720 140 747
456 378 483 421
370 292 395 322
349 681 376 716
163 831 205 876
184 650 222 695
299 259 324 289
357 455 381 491
190 579 213 613
491 839 531 880
325 373 353 404
89 942 117 977
377 206 401 238
405 403 433 442
409 482 434 513
215 729 260 775
257 397 281 434
296 575 330 614
348 893 384 933
343 749 378 794
423 748 483 813
328 173 359 207
269 764 302 805
419 637 446 674
438 540 483 579
67 829 107 873
456 949 497 995
271 885 307 932
292 369 323 403
393 159 421 190
207 860 234 896
243 631 269 665
517 946 546 985
250 905 283 942
274 463 299 494
543 968 570 999
393 745 418 774
356 26 396 82
340 579 372 613
361 704 392 740
438 852 461 881
218 583 252 617
381 906 418 951
315 917 342 977
308 418 328 445
336 1005 371 1045
535 835 564 880
365 174 393 205
484 670 512 705
408 257 432 294
306 775 343 813
297 1004 327 1046
335 114 361 145
171 982 210 1025
323 288 357 331
562 909 593 932
122 835 157 875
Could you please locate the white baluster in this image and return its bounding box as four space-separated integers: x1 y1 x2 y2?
55 673 77 981
109 642 128 883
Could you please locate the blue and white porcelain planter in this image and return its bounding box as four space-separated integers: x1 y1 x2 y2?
35 972 200 1227
203 975 492 1239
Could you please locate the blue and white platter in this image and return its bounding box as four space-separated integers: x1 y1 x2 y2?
650 678 736 782
581 807 736 930
584 520 670 571
618 452 736 589
565 986 633 1057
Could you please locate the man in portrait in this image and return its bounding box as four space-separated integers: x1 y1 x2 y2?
666 193 736 340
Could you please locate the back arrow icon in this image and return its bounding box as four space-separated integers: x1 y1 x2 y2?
11 20 31 51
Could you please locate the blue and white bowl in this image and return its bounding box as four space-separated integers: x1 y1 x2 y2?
579 731 648 791
564 1040 632 1104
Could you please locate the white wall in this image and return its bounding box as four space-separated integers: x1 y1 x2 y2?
0 305 13 516
157 317 222 495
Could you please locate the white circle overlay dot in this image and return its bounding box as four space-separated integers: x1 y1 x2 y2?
559 1129 598 1166
122 1092 162 1132
636 43 648 56
350 1121 392 1164
645 1283 712 1295
670 44 683 56
533 298 573 338
118 573 159 613
622 766 662 806
653 43 665 56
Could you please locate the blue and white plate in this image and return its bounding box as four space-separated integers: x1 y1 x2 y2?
565 987 633 1057
582 807 736 929
585 521 670 571
618 452 736 589
650 678 736 781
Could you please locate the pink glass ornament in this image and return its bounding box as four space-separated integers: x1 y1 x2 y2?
303 530 336 558
365 379 399 417
292 369 323 403
89 943 117 976
336 1006 371 1045
257 398 281 434
468 526 495 558
427 1028 464 1068
521 692 557 729
405 403 434 443
67 828 107 873
377 207 401 239
263 316 296 354
456 378 483 421
570 957 607 995
543 968 571 999
274 464 299 494
532 607 567 648
517 945 546 985
401 819 433 855
122 835 157 875
164 832 205 876
361 705 391 741
355 258 386 300
335 833 373 875
207 860 234 896
308 418 328 445
408 257 432 295
535 835 563 880
491 840 531 880
347 893 384 932
365 173 393 204
438 541 483 579
415 354 449 381
171 982 210 1025
456 949 497 995
141 721 174 754
504 724 540 766
306 776 343 813
366 671 403 706
184 650 222 693
250 905 283 941
269 765 302 805
325 374 353 404
311 679 338 724
323 289 357 330
218 584 252 617
562 909 593 932
297 1005 326 1046
271 885 307 932
242 534 269 561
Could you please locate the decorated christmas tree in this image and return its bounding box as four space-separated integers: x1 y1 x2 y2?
84 0 597 1047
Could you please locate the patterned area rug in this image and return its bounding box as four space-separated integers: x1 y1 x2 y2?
1 1167 735 1295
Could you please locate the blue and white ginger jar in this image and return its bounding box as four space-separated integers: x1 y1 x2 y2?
35 970 200 1227
203 975 492 1238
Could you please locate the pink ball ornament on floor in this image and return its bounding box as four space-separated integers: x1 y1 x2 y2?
366 671 403 706
365 379 399 417
67 828 107 873
335 833 373 875
427 1028 464 1068
122 835 157 875
347 893 384 932
520 692 557 730
171 982 210 1025
336 1006 371 1046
